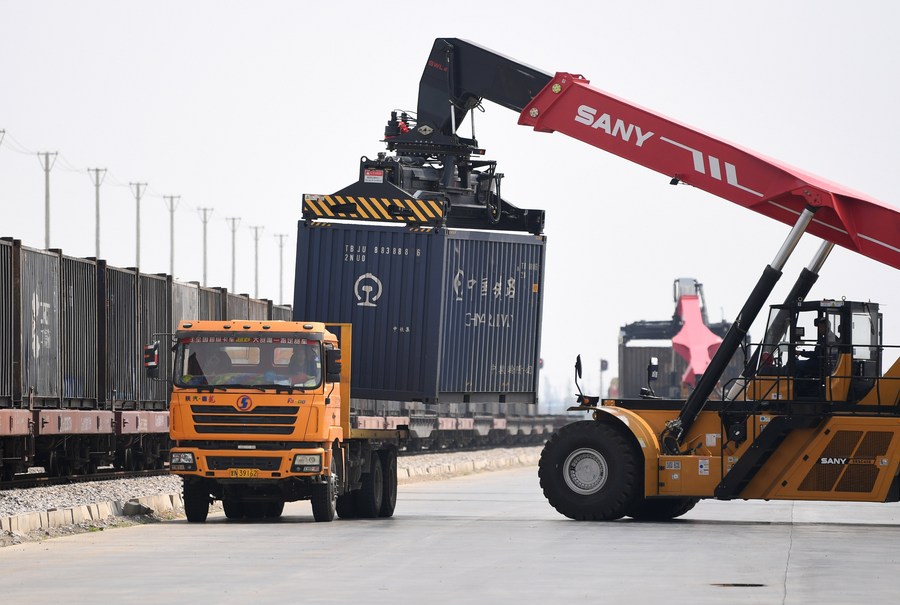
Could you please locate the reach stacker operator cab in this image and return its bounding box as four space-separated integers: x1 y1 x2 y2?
745 299 884 404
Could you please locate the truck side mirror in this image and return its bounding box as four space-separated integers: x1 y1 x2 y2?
144 342 160 379
575 355 583 379
325 348 342 383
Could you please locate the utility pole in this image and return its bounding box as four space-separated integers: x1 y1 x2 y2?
130 182 147 266
274 233 288 304
226 217 241 292
88 168 107 258
38 152 58 249
197 208 214 286
249 226 264 299
163 195 181 276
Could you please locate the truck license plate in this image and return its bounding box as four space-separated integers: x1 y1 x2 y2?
229 468 259 478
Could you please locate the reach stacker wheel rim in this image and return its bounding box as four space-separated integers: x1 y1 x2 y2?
563 447 608 495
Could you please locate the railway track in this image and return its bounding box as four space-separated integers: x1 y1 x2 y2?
1 468 170 491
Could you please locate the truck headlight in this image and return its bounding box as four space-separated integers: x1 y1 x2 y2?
291 454 322 473
170 451 197 470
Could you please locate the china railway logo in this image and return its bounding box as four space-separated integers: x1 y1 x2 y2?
355 273 383 307
237 396 253 411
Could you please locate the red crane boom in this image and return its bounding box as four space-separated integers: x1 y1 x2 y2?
519 73 900 270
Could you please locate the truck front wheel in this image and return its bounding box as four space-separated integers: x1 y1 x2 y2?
538 421 640 521
311 456 337 522
183 480 210 523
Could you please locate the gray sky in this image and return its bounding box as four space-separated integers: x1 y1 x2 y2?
2 1 898 405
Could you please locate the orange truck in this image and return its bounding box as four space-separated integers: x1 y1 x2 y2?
162 320 406 522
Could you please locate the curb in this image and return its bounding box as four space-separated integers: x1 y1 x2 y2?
1 450 540 534
0 492 185 534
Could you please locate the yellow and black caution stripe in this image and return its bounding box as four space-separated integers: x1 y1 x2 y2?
303 194 445 225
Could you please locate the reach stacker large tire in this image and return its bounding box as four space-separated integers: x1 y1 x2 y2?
627 497 699 521
538 420 640 521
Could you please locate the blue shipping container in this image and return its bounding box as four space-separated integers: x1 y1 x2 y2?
293 222 546 404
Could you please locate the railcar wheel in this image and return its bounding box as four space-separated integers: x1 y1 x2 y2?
311 455 337 522
627 497 699 521
223 499 244 520
183 481 210 523
378 449 398 518
354 452 383 518
538 421 640 521
46 451 61 477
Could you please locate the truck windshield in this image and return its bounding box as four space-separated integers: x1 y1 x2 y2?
173 334 322 390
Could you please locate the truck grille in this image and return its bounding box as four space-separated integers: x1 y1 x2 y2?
206 456 283 471
190 405 299 437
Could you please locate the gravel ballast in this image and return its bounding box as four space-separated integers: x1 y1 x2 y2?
0 446 542 546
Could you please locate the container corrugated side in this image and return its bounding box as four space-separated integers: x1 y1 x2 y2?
0 240 13 405
437 230 544 398
18 245 61 406
60 255 98 405
170 279 199 329
226 292 249 319
618 344 683 398
98 263 138 406
248 297 269 320
294 222 545 404
271 304 293 321
139 273 169 408
199 286 225 320
617 342 747 399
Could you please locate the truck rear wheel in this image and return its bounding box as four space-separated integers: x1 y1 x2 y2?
355 452 383 518
627 497 699 521
183 480 210 523
538 421 640 521
266 500 285 519
336 493 357 518
378 449 398 518
223 499 244 520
